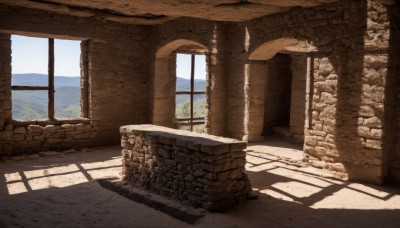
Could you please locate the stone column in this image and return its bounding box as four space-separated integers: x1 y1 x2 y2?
0 33 12 155
225 26 248 141
245 60 267 142
205 24 227 136
152 57 176 128
359 0 393 182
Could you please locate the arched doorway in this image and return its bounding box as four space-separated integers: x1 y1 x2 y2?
245 38 317 151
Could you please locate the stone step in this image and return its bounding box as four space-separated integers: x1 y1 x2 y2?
97 178 206 224
272 126 292 138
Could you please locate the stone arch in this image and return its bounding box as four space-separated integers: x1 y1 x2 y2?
245 38 316 142
249 38 299 60
152 39 208 128
249 38 316 60
156 39 207 58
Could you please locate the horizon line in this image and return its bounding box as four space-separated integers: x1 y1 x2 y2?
13 73 206 80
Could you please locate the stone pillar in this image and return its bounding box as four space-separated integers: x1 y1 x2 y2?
152 57 176 128
0 33 12 156
205 24 227 136
360 0 394 182
245 60 267 142
0 34 11 128
80 40 89 118
225 26 247 141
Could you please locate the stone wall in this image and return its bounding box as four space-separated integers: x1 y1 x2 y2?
0 5 151 155
225 0 395 184
0 0 399 185
304 55 340 175
305 0 393 184
120 125 252 211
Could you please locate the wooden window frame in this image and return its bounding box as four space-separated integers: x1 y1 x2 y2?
175 53 206 131
11 37 88 120
11 38 55 120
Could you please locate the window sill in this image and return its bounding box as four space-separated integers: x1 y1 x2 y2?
11 118 91 127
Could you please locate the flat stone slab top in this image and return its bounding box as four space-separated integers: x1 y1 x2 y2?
120 124 248 154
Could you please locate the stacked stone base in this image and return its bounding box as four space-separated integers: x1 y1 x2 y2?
0 120 96 156
120 124 252 211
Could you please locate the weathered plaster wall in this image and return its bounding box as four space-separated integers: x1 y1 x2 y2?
0 5 151 155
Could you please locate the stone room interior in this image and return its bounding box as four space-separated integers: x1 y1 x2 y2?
0 0 400 227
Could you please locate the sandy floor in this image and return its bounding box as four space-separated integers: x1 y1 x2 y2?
1 139 400 228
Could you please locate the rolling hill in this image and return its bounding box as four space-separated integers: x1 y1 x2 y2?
12 74 80 119
12 73 80 87
175 77 205 105
11 74 206 120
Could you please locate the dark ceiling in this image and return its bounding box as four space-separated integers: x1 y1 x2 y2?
0 0 343 25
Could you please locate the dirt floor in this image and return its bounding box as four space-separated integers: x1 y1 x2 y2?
1 137 400 228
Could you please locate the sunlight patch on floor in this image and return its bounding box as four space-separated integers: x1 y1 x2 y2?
4 172 22 182
24 164 80 179
310 186 400 210
271 181 322 198
28 171 88 191
247 138 400 211
267 167 333 188
6 182 28 195
2 150 122 195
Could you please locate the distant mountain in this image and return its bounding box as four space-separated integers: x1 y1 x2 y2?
12 73 80 119
176 77 206 105
12 90 48 119
11 74 206 120
12 73 80 87
176 77 206 92
13 74 205 91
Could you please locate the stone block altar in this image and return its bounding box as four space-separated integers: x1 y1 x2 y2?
120 124 252 211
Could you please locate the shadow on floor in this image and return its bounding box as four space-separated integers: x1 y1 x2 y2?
0 146 399 227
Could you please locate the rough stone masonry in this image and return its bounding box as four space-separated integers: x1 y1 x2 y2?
0 0 399 186
120 125 252 211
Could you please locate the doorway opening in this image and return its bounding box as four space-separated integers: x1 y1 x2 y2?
246 38 317 161
263 53 307 146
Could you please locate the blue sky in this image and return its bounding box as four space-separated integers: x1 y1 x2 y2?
12 35 207 80
11 35 81 77
176 53 206 80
